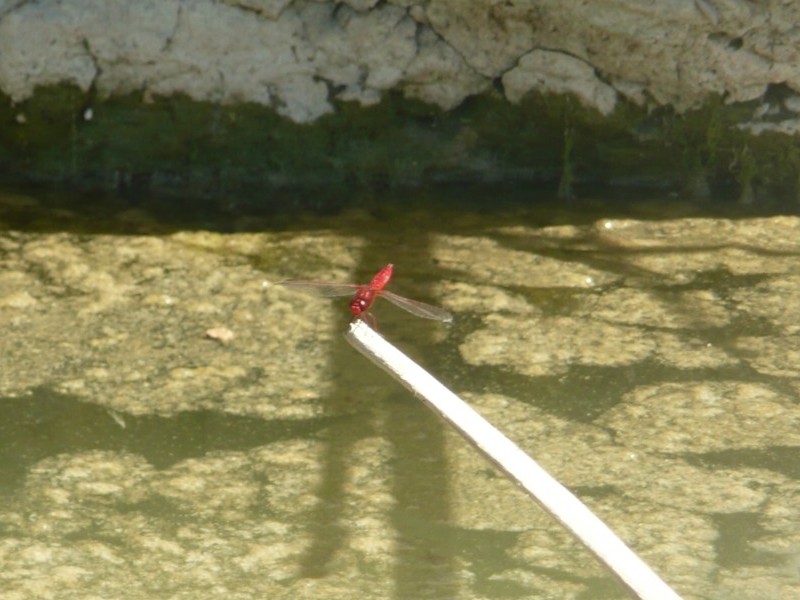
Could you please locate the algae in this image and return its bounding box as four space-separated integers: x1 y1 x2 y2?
2 84 800 206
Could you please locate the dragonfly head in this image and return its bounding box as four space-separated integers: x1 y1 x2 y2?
350 297 368 317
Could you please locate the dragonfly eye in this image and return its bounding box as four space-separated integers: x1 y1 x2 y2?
350 298 367 315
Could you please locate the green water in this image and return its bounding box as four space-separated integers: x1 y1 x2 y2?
1 185 799 599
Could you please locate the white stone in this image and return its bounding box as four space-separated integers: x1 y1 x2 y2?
403 27 489 110
271 74 333 122
424 0 538 77
738 118 800 136
783 95 800 113
612 79 647 106
502 49 618 115
0 1 100 102
311 4 417 104
2 0 800 122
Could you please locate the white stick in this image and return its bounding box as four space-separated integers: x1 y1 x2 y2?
345 319 684 600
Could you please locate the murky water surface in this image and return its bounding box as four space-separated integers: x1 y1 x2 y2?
1 187 799 599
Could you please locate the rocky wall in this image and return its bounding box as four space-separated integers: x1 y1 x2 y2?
1 0 800 200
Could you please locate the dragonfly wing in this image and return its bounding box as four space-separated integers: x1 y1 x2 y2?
280 281 360 298
380 290 453 323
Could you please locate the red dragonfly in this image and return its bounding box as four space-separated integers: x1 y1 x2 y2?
281 263 452 324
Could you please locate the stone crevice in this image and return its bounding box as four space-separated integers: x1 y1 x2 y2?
162 0 184 53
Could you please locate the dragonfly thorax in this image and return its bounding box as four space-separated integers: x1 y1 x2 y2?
350 288 376 317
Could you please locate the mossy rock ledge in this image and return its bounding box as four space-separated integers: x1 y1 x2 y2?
2 0 799 204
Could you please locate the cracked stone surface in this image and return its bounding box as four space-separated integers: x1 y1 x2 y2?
4 0 800 123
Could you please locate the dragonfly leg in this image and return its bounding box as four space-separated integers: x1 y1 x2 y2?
359 312 379 330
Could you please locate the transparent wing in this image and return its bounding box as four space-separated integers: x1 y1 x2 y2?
380 290 453 323
280 281 360 298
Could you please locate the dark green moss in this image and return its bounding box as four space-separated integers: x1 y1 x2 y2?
1 83 800 206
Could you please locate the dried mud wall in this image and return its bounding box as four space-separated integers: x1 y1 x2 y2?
1 0 799 201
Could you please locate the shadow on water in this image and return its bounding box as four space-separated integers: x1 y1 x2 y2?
685 446 800 480
0 387 337 494
296 225 460 599
2 180 792 237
